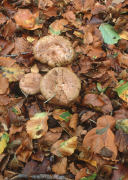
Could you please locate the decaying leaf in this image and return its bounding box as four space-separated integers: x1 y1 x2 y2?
52 157 67 175
0 76 9 94
51 136 77 157
115 80 128 103
99 23 121 44
83 127 117 160
26 112 48 139
75 168 87 180
0 64 25 82
0 132 9 154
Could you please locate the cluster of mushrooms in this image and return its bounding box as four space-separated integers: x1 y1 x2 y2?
19 35 81 106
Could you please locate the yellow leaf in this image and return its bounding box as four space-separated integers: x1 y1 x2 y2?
0 132 9 154
1 64 25 82
119 31 128 40
27 36 35 43
60 136 77 156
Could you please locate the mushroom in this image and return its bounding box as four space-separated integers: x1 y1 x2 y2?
19 72 42 95
33 35 74 67
40 67 81 106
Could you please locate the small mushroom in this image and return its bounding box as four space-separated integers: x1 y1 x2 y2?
40 67 81 106
19 72 42 95
33 35 74 67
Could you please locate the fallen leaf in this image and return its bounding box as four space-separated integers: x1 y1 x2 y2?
80 111 96 123
119 30 128 40
0 12 7 25
82 94 104 107
0 64 25 82
0 76 9 94
53 109 72 122
0 95 10 105
83 127 117 160
99 24 121 44
115 80 128 103
52 157 67 175
69 162 79 175
115 130 128 153
97 115 116 129
49 19 68 35
116 119 128 133
80 173 97 180
118 52 128 68
69 113 78 130
51 136 77 157
0 57 15 67
111 163 128 180
75 168 87 180
0 132 9 154
112 0 125 4
14 9 42 30
26 112 48 139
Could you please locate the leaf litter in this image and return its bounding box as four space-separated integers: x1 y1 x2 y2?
0 0 128 180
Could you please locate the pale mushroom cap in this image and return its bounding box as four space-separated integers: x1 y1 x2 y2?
40 67 81 106
33 35 75 67
19 73 42 95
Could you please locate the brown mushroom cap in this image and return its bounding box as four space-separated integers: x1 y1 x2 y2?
19 73 42 95
40 67 81 106
33 35 74 67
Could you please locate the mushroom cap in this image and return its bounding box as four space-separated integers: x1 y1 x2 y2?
19 73 42 95
40 67 81 106
33 35 74 67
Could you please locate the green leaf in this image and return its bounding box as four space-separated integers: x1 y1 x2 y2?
80 173 97 180
49 26 61 35
97 83 106 93
96 126 109 135
0 133 9 154
115 81 128 96
99 23 121 44
59 111 72 122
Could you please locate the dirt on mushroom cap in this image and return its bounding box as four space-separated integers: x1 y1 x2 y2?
33 35 75 67
40 67 81 106
19 72 42 95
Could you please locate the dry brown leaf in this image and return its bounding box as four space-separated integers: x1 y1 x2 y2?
0 12 7 25
68 162 79 175
75 168 87 180
49 19 68 35
9 125 23 136
38 0 53 9
14 9 42 30
82 94 104 107
16 136 33 163
40 131 61 146
0 76 9 95
26 112 48 139
0 95 10 106
80 111 96 123
83 127 117 160
97 115 116 129
69 113 78 130
118 52 128 68
52 157 67 175
0 57 16 67
62 11 76 23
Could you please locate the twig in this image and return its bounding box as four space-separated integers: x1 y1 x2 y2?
10 174 70 180
44 94 56 104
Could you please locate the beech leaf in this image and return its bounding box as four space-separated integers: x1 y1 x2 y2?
0 132 9 154
99 23 121 44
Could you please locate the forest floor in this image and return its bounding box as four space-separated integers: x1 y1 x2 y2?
0 0 128 180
